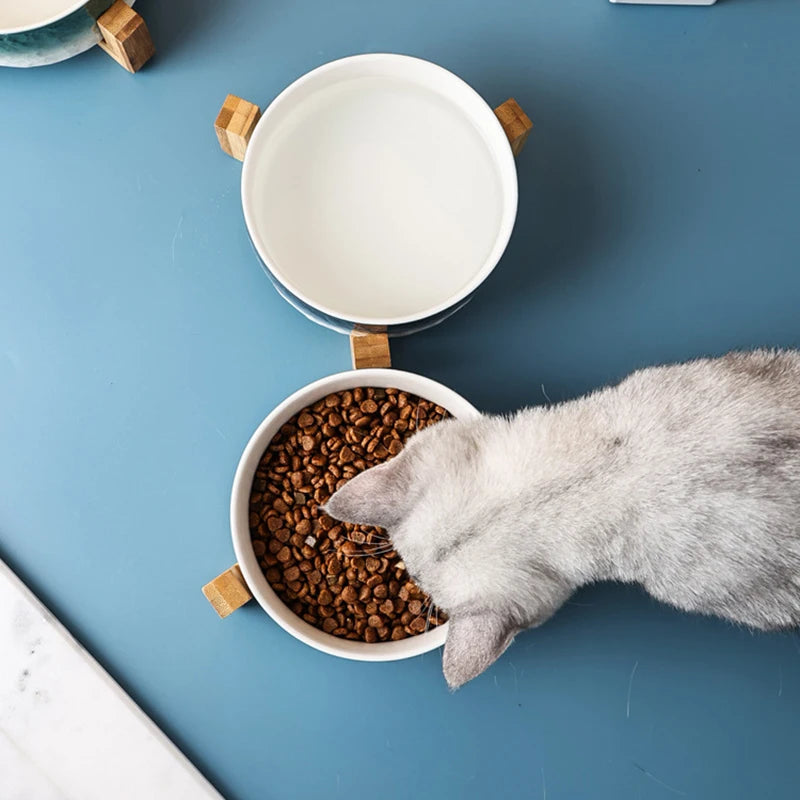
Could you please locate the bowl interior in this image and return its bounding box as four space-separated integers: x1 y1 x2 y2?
0 0 88 34
231 369 480 661
242 54 518 327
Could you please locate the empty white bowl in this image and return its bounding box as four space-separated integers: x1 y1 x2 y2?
241 54 519 335
230 368 479 661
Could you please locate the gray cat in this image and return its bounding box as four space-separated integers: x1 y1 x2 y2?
325 349 800 689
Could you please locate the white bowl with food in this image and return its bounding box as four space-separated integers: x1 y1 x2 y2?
220 368 479 661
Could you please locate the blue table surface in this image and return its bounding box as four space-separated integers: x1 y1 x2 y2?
2 0 800 798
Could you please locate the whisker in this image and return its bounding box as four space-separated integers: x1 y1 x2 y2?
340 546 397 557
342 534 391 548
424 602 435 633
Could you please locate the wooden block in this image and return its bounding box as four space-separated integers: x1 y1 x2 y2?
97 1 155 73
494 98 533 157
350 333 392 369
215 95 262 161
202 564 252 618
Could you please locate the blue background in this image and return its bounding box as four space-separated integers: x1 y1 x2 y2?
2 0 799 797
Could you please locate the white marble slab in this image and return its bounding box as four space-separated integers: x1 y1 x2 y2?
0 560 224 800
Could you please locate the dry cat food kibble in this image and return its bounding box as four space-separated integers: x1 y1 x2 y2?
249 387 449 642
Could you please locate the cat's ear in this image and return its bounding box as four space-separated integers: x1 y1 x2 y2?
442 611 517 690
324 458 410 528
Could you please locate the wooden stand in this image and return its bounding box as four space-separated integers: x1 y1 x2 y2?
202 564 252 618
214 95 262 161
97 1 155 73
494 98 534 156
349 333 391 369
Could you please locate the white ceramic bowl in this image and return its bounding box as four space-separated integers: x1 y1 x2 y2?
241 53 519 335
231 369 480 660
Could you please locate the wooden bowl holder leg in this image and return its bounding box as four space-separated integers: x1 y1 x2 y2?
97 0 155 73
203 93 533 617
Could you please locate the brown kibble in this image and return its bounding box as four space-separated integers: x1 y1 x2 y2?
326 556 343 576
380 599 395 615
277 546 292 563
408 599 423 615
339 446 355 463
249 387 448 642
341 585 358 603
297 412 315 428
275 528 291 543
340 540 357 557
409 616 426 632
322 617 337 633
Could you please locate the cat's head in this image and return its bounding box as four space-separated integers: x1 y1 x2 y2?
325 414 571 689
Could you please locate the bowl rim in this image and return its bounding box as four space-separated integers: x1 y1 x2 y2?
240 52 519 328
0 0 93 35
230 368 480 661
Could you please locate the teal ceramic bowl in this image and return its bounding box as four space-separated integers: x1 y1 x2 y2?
0 0 134 67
